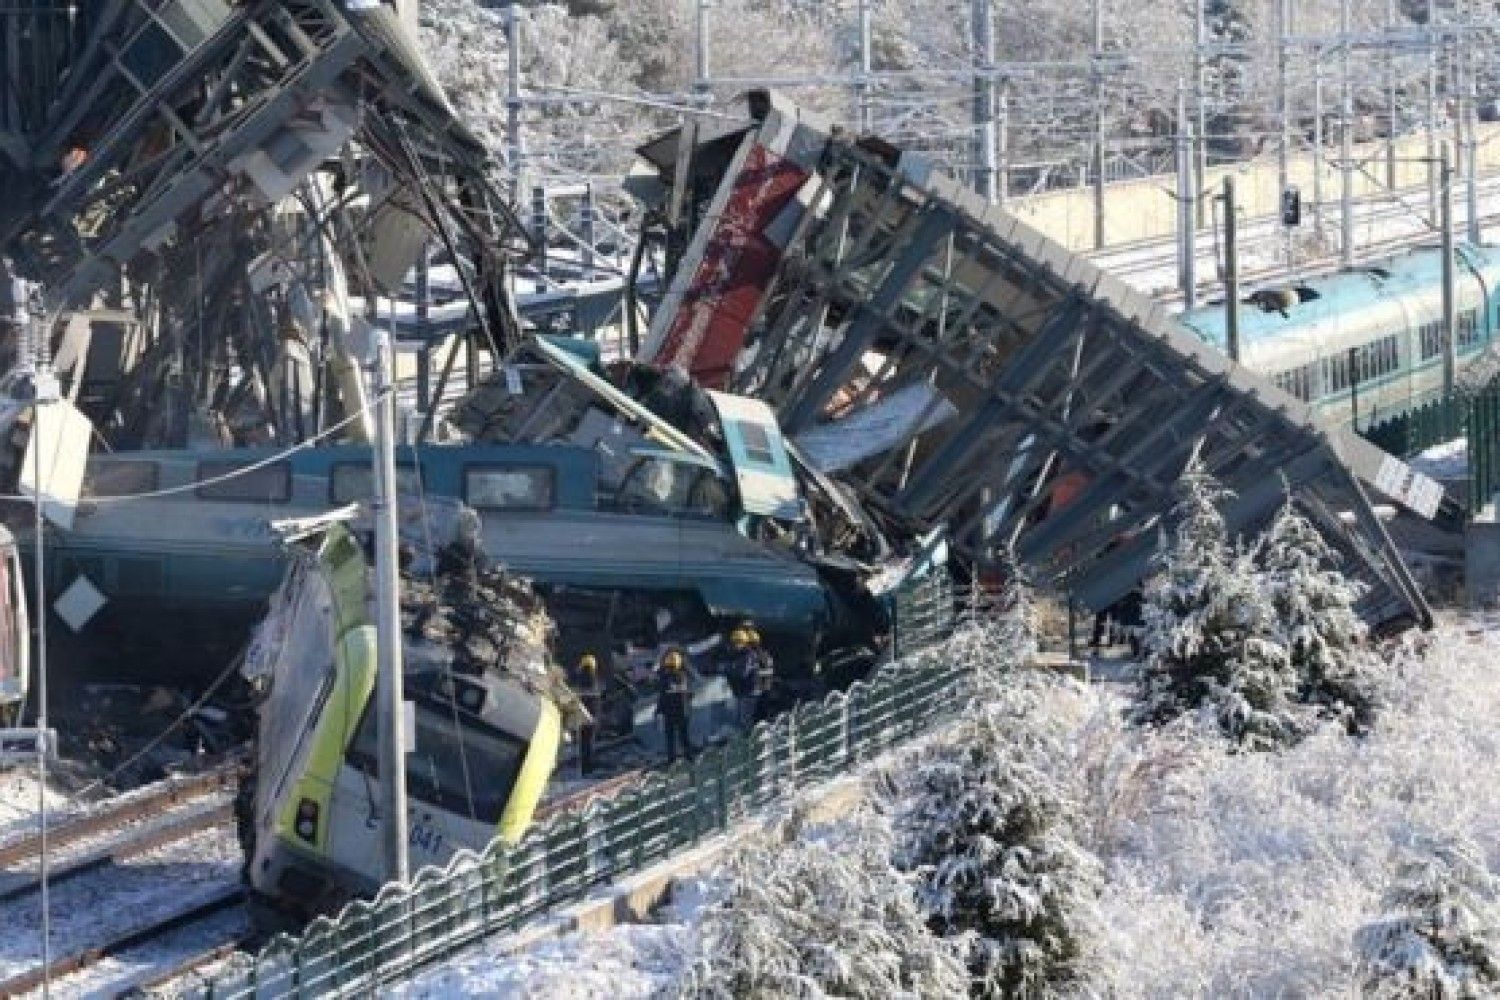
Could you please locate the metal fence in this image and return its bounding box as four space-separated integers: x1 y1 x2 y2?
199 577 961 998
1359 382 1500 514
1468 381 1500 513
1363 395 1464 460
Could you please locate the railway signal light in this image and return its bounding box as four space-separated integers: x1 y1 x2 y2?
1281 187 1302 227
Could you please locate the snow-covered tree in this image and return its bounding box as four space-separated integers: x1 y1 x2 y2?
671 811 970 999
893 693 1101 998
1254 495 1387 733
951 551 1040 688
1131 463 1302 749
1356 836 1500 998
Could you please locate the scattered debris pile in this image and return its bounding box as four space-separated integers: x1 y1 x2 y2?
402 540 585 726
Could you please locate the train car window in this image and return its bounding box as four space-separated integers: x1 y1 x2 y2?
735 420 777 466
330 463 422 505
346 702 527 825
465 465 555 511
195 460 290 503
1459 309 1481 348
82 461 159 498
610 455 728 519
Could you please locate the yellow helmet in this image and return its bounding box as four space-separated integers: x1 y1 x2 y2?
729 627 752 649
579 653 598 672
663 649 685 671
748 627 763 646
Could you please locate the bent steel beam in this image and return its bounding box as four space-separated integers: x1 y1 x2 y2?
642 92 1435 630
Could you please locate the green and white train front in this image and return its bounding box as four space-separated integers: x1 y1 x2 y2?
241 526 560 914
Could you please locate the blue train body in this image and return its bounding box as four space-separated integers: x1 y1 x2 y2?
1178 243 1500 431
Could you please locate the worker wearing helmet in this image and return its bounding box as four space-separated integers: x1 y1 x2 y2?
724 622 760 726
574 653 605 776
747 627 776 723
655 647 696 764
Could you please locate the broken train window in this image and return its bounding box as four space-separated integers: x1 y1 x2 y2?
465 465 556 511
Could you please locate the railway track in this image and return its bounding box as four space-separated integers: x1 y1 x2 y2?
0 886 247 997
1088 172 1500 306
0 762 244 997
0 761 240 873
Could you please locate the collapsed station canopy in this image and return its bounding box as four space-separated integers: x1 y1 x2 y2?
634 92 1438 632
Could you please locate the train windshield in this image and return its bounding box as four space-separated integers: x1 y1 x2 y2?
346 697 528 825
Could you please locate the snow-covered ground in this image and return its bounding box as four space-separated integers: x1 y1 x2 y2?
1411 436 1469 482
392 613 1500 998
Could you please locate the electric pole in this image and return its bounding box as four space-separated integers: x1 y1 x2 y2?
1177 83 1198 309
505 3 523 184
1428 0 1440 224
1386 0 1399 191
371 329 410 886
694 0 711 107
1277 0 1291 269
1224 176 1241 363
856 0 872 133
1194 0 1207 227
1092 0 1106 249
1441 142 1457 400
1313 53 1325 235
1340 0 1354 267
971 0 997 202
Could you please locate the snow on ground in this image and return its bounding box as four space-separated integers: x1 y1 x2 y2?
1410 436 1469 481
0 771 73 845
0 823 240 980
391 613 1500 998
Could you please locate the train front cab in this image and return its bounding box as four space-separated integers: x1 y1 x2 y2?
247 528 561 913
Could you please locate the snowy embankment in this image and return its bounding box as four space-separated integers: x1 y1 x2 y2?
393 614 1500 998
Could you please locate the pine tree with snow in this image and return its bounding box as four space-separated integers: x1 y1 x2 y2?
1131 463 1302 749
1356 836 1500 999
671 811 970 999
1253 495 1385 733
893 702 1101 998
951 550 1040 688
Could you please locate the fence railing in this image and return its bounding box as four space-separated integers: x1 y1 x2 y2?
1467 382 1500 514
1357 380 1500 515
1362 394 1464 461
199 575 962 998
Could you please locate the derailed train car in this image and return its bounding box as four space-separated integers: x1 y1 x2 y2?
25 334 912 690
239 516 563 917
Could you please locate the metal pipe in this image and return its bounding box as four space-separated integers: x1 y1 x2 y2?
371 330 409 887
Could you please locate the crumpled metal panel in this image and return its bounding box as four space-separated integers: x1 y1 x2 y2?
640 93 1433 631
0 0 526 313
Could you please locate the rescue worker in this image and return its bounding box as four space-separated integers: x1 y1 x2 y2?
574 652 604 776
747 625 776 723
656 647 696 764
724 623 757 725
